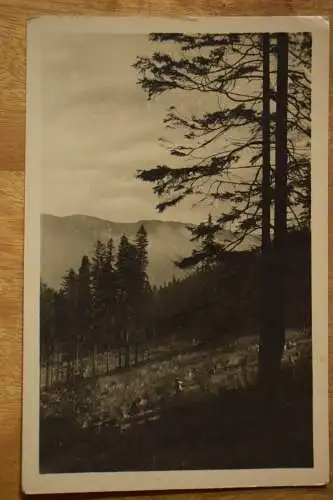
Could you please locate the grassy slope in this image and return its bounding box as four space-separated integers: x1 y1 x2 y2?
40 330 313 473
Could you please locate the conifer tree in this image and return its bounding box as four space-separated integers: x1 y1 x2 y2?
40 282 57 387
135 224 152 360
134 32 311 396
59 268 79 381
76 255 92 375
135 224 149 286
116 235 138 368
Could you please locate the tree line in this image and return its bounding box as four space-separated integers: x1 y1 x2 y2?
40 224 310 391
40 225 153 387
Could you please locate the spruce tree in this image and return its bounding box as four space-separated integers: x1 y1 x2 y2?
116 235 135 369
91 238 117 374
134 32 311 396
103 237 116 372
77 255 92 376
135 224 152 360
135 224 149 286
59 268 79 381
40 282 56 387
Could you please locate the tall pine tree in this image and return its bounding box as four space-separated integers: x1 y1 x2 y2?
134 32 311 396
76 255 92 376
59 268 79 381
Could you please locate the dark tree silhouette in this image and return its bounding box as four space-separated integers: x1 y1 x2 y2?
258 33 290 397
258 33 274 396
134 224 152 359
116 235 141 368
77 256 92 376
90 239 117 373
40 282 57 387
134 32 311 397
59 268 79 381
91 240 106 374
134 33 310 237
176 213 224 270
103 238 117 372
136 224 149 277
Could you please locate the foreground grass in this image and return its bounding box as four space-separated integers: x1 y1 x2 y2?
40 330 313 473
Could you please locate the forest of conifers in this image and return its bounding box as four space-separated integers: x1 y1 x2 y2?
41 224 151 387
40 223 310 389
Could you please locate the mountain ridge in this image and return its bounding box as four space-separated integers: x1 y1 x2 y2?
41 213 259 289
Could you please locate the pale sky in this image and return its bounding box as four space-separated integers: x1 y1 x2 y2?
38 30 310 226
37 26 275 229
40 33 217 224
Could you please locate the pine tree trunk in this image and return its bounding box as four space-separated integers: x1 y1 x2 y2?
106 347 110 374
118 346 122 369
66 358 70 384
258 33 274 394
125 343 130 370
124 322 130 370
79 345 84 378
59 351 63 383
76 342 80 378
55 349 59 384
67 354 72 382
71 348 76 382
91 346 96 377
260 33 289 403
117 325 123 369
95 344 98 376
49 362 53 387
135 342 139 365
125 348 130 370
45 357 49 389
272 32 289 387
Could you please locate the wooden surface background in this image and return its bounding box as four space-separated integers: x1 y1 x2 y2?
0 1 331 499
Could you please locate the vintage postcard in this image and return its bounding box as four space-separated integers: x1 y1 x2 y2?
22 16 330 494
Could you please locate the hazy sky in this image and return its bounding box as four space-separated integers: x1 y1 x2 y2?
40 32 229 224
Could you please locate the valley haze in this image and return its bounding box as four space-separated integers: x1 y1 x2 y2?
41 213 259 289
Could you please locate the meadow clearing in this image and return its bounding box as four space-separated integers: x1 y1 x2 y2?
40 329 312 473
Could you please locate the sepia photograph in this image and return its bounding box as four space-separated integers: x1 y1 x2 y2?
22 16 329 494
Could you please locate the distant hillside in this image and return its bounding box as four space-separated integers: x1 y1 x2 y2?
41 214 259 289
